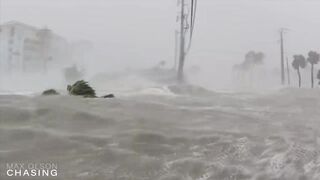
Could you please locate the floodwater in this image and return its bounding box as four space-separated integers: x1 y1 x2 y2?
1 86 320 180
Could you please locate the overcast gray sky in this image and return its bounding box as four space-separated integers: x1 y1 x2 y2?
2 0 320 87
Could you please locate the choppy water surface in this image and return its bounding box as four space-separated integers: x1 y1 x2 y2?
1 88 320 180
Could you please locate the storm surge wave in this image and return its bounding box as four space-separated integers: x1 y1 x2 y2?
1 88 320 180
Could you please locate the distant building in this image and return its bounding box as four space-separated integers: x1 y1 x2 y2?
0 21 70 73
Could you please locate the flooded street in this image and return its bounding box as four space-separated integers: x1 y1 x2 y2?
1 88 320 180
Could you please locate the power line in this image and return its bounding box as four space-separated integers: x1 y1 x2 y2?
174 30 179 70
189 0 197 45
280 29 285 85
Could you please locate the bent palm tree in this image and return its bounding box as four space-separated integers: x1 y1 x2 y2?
292 55 306 88
307 51 320 88
67 80 96 98
67 80 115 98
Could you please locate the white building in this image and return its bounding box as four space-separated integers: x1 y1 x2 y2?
0 21 70 74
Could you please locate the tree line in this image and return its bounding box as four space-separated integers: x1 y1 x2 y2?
292 51 320 88
233 50 320 89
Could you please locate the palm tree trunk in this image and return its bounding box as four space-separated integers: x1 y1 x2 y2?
298 68 301 88
311 64 314 88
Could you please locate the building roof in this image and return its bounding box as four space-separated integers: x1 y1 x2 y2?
0 21 67 43
0 21 38 31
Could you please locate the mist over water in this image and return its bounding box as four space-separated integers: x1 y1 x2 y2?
0 0 320 92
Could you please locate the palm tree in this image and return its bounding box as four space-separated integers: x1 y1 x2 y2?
292 55 306 88
236 51 265 70
307 51 320 88
253 52 265 65
67 80 96 98
67 80 115 98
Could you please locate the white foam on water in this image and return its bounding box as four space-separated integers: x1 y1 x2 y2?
1 87 320 179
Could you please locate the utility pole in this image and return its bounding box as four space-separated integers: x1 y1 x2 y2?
286 57 290 85
174 30 179 70
177 0 186 82
0 0 3 78
176 0 197 82
0 0 1 51
280 29 285 85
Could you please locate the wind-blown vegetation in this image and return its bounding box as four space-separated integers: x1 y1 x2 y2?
232 51 265 88
67 80 96 98
292 55 306 88
307 51 320 88
234 51 265 71
289 51 320 88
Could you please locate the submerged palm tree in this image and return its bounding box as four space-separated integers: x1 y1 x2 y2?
307 51 320 88
292 55 306 88
67 80 96 98
42 89 59 96
67 80 115 98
